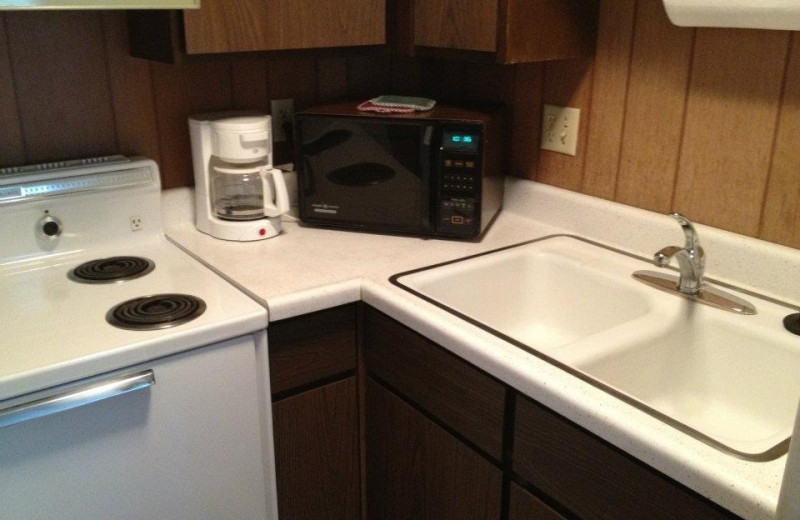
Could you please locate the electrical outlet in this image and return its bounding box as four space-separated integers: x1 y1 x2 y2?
270 98 295 143
540 104 580 156
130 216 142 231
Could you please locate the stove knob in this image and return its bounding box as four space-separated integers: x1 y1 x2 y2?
37 215 62 240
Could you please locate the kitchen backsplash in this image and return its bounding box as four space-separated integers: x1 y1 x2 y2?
1 2 798 250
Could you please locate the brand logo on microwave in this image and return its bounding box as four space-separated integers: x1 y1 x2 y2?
312 203 340 215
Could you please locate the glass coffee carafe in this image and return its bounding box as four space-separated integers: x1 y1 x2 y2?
211 163 287 221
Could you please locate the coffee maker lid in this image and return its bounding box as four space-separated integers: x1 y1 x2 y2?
213 163 265 175
212 115 270 133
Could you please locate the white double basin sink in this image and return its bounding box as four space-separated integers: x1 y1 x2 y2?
393 235 800 460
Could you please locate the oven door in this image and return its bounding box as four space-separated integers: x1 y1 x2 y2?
297 116 434 234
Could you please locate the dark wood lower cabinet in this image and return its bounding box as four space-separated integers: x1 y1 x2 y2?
366 377 503 520
269 304 741 520
513 396 741 520
272 377 361 520
509 484 568 520
269 305 360 520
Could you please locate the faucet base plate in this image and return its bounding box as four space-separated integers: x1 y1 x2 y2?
633 271 757 315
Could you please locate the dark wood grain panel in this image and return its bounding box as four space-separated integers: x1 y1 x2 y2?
760 34 800 249
102 12 161 164
674 28 790 235
514 396 741 520
267 53 317 163
316 56 348 103
268 304 357 395
345 55 392 101
6 11 116 163
386 0 415 56
414 0 497 53
390 56 423 96
461 61 515 104
150 60 232 188
615 0 694 214
419 58 465 103
366 378 503 520
537 58 594 191
509 483 566 520
580 0 636 200
0 13 26 167
363 307 506 460
184 0 385 54
231 59 269 111
273 377 361 520
511 63 544 179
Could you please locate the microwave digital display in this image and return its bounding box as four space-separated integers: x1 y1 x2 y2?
442 131 480 153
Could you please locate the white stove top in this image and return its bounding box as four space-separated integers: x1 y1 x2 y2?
0 157 267 401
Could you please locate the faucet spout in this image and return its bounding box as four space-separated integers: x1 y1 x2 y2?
653 214 705 295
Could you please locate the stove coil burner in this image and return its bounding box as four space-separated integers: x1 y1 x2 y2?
69 256 155 284
107 294 206 331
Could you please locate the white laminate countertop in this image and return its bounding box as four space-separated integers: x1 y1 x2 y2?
163 177 800 520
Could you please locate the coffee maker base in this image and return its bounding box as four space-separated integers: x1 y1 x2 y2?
197 215 282 241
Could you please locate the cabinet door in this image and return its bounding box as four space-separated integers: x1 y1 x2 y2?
414 0 498 53
272 377 361 520
366 378 502 520
509 484 568 520
183 0 386 54
411 0 598 63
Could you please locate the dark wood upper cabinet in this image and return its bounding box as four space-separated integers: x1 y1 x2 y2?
183 0 385 54
410 0 600 63
129 0 385 62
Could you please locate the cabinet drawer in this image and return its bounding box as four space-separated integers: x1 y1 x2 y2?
268 304 357 395
364 306 505 460
513 396 741 520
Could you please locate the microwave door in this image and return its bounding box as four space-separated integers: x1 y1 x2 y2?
300 119 428 232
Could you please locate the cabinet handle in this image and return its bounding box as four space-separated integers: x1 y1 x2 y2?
0 370 155 428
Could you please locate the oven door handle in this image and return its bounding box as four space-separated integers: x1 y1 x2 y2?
0 370 155 428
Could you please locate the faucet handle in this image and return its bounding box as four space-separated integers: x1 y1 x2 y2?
670 213 700 252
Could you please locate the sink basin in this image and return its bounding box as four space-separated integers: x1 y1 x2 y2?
394 235 653 353
393 235 800 460
576 312 800 457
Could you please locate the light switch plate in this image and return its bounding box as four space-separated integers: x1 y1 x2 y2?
541 104 580 156
270 98 295 143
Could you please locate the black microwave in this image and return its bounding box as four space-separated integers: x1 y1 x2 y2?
295 102 505 240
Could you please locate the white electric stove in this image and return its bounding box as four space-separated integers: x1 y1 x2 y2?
0 156 278 520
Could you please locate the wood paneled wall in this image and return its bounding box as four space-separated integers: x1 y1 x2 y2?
515 0 800 249
0 11 346 188
2 3 799 251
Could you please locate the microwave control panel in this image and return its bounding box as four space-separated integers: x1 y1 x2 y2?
437 128 481 236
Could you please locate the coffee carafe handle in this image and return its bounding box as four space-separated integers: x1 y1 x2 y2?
261 168 290 218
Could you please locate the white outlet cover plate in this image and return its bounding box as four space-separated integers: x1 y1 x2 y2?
270 98 295 143
541 104 580 156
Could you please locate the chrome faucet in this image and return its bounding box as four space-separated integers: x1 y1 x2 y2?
632 213 756 314
653 213 705 295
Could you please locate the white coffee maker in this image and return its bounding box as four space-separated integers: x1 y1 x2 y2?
189 112 289 241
